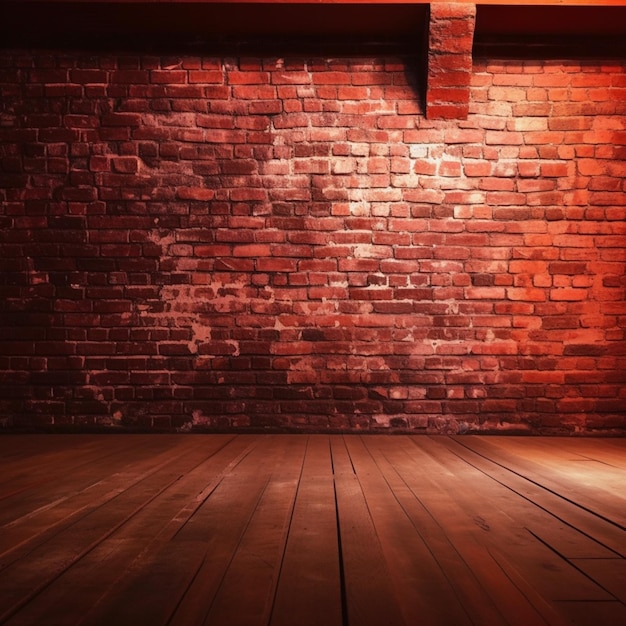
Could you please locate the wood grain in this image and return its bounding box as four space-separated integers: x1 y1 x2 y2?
0 434 624 626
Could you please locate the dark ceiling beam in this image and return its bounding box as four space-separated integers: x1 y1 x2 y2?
1 2 625 104
1 1 625 121
4 0 626 4
2 1 626 39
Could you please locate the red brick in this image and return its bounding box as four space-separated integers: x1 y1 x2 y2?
427 87 470 105
111 157 138 174
177 188 215 201
550 289 587 301
151 70 186 84
248 100 281 115
1 50 625 435
196 114 234 129
102 112 141 127
188 70 223 84
233 244 272 257
425 104 469 120
228 71 270 85
271 71 311 85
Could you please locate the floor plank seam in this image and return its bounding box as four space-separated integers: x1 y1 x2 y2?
446 437 626 534
2 435 625 626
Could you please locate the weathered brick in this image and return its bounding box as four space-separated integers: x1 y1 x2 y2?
101 112 142 126
228 71 270 85
0 49 624 434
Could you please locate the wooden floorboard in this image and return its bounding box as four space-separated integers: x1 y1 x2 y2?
0 434 624 626
269 436 343 626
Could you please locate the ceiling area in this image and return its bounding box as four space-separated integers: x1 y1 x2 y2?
1 1 626 55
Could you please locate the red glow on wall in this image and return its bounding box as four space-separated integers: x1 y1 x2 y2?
0 24 625 433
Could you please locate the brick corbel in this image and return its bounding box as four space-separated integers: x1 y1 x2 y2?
426 3 476 120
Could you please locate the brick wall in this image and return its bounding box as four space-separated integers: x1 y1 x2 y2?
1 48 625 434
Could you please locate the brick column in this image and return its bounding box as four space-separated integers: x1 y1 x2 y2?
426 3 476 119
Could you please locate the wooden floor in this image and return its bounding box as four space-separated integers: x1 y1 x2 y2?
0 435 624 626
